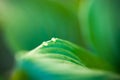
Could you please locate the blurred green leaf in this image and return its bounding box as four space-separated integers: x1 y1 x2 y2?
11 38 120 80
48 0 80 14
79 0 120 73
0 27 15 78
0 0 83 52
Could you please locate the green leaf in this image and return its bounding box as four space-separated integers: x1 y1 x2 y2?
0 28 15 77
48 0 80 14
0 0 83 52
11 38 119 80
79 0 120 72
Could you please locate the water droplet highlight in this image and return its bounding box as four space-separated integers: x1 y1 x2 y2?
42 42 48 46
51 37 57 42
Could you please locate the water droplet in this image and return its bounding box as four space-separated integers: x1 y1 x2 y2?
42 42 48 46
51 37 57 42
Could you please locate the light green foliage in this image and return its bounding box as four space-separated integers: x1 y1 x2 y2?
0 0 83 52
48 0 80 14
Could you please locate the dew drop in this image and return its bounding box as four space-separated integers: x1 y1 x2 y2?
42 42 48 46
51 37 57 42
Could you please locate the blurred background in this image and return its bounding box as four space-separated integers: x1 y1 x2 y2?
0 0 120 79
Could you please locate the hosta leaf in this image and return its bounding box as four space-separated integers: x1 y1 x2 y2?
11 38 120 80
